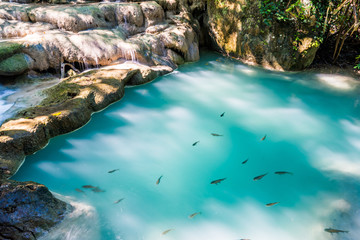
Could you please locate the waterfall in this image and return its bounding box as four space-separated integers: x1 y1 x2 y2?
60 63 80 79
0 88 16 125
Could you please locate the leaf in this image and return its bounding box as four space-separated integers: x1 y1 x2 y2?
52 112 62 116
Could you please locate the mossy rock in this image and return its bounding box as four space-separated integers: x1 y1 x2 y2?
0 42 23 62
0 53 34 77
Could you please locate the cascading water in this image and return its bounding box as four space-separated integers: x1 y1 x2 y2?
12 51 360 240
0 86 16 125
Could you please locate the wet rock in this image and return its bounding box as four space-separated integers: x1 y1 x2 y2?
0 180 68 240
140 1 165 27
0 3 33 22
167 48 184 65
0 1 199 72
160 25 199 62
0 53 34 76
115 3 144 28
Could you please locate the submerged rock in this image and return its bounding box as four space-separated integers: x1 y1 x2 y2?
0 180 69 240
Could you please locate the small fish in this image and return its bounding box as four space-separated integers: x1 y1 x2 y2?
189 212 201 219
75 188 85 193
211 178 227 185
266 202 280 207
114 198 125 204
274 171 293 175
324 228 349 234
108 169 119 173
220 112 225 117
92 187 105 193
162 229 174 235
242 158 249 164
82 185 96 189
156 175 163 185
192 141 200 146
211 133 223 136
261 134 267 141
253 173 268 181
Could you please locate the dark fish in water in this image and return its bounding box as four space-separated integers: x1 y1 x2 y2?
82 185 96 189
261 134 267 141
192 141 200 146
211 133 223 136
274 171 293 175
156 175 163 185
242 158 249 164
211 178 227 185
253 173 268 181
92 187 105 193
108 169 119 173
189 212 201 219
324 228 349 234
162 229 174 235
266 202 280 207
75 188 85 193
220 112 225 117
114 198 124 204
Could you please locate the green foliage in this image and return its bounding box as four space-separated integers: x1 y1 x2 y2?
259 0 360 64
354 55 360 69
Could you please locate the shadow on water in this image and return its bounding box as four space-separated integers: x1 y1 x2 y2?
12 51 360 240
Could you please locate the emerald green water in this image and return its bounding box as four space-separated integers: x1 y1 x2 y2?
12 52 360 240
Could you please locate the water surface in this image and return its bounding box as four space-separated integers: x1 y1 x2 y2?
13 52 360 240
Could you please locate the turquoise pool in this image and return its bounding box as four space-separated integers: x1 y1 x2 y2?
13 52 360 240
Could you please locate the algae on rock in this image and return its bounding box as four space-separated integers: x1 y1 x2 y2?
0 53 34 76
206 0 322 71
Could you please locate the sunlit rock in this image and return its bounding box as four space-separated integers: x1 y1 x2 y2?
0 19 55 39
140 1 165 27
0 2 32 22
115 3 144 28
0 1 199 76
27 4 111 32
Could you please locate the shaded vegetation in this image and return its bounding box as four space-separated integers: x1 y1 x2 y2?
259 0 360 67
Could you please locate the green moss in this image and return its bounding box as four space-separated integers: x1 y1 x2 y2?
0 42 23 62
0 53 31 76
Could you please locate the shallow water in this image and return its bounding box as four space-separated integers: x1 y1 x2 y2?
0 75 61 124
13 51 360 240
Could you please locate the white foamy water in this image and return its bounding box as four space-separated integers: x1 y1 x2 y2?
0 86 16 124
